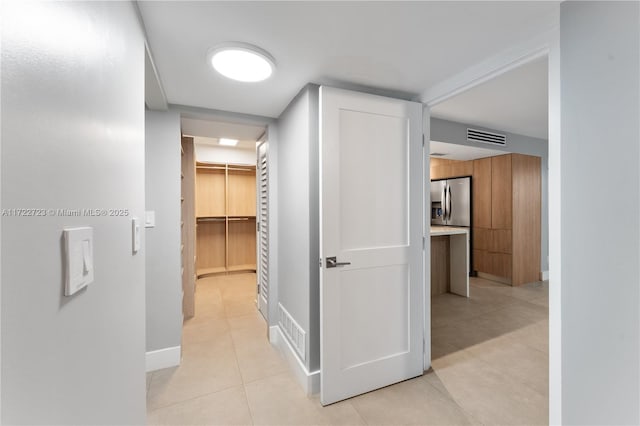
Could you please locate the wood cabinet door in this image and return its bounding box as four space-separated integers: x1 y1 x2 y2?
473 249 490 272
450 160 473 178
489 252 512 279
473 158 492 228
489 229 512 254
511 153 542 286
473 228 491 250
491 154 512 229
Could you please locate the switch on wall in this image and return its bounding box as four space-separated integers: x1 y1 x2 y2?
145 211 155 228
63 227 94 296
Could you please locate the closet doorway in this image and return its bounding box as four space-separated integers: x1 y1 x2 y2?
180 116 269 323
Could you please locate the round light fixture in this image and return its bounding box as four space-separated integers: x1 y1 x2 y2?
208 42 275 83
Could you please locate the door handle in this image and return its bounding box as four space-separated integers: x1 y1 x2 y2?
441 185 447 220
326 256 351 268
447 186 452 220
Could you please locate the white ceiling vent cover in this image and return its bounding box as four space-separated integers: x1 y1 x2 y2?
467 128 507 146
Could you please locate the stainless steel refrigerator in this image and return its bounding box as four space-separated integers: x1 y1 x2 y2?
430 176 471 227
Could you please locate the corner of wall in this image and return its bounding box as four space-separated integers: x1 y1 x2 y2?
307 85 321 373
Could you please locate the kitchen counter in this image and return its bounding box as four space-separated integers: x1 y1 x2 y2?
430 226 469 237
430 225 469 297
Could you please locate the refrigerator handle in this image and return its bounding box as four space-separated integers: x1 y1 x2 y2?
441 185 447 220
447 185 452 220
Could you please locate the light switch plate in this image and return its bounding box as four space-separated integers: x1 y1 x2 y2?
145 211 155 228
63 227 94 296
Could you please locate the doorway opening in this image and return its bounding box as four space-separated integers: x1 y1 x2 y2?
179 116 269 323
425 55 550 423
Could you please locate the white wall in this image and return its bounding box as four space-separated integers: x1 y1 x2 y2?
560 2 639 424
431 117 550 275
145 110 182 354
194 143 255 165
1 2 146 423
276 85 320 372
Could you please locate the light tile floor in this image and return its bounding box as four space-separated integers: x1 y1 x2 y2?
147 273 549 425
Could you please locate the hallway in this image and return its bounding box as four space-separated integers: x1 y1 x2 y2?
146 274 548 425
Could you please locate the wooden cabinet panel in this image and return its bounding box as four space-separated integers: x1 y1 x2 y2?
196 168 226 217
471 153 541 285
228 219 257 268
489 253 512 279
181 137 196 319
473 249 490 272
473 157 492 229
491 154 512 229
228 170 256 216
473 228 491 250
431 236 450 296
450 160 473 178
430 158 447 180
196 221 226 270
430 158 472 180
511 154 541 285
490 229 512 254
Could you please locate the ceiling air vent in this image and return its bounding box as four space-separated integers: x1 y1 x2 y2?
430 153 447 157
467 128 506 146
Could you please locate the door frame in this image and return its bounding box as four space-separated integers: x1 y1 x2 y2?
420 12 561 423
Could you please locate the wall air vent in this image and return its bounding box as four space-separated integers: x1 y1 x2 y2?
430 153 447 157
278 303 306 361
467 128 507 146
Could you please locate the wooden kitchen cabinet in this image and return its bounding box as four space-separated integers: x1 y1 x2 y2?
489 229 512 254
430 158 473 180
472 153 540 286
472 157 492 229
511 153 541 286
491 154 512 230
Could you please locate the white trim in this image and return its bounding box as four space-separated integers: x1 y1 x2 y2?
541 270 550 281
270 325 320 395
546 12 562 425
421 28 554 107
145 346 181 372
423 108 431 372
132 2 169 110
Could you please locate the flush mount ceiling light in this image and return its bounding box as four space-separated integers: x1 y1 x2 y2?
208 42 275 82
219 138 239 146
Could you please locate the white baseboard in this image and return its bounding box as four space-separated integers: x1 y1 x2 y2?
269 326 320 395
541 270 549 281
146 346 181 372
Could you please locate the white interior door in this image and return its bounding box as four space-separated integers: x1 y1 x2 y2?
320 86 424 405
256 140 269 320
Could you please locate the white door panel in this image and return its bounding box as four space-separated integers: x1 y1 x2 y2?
338 109 408 250
320 86 424 405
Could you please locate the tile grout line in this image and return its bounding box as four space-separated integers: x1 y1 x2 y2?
347 400 371 426
224 297 257 425
147 383 241 414
421 374 485 426
147 275 255 417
